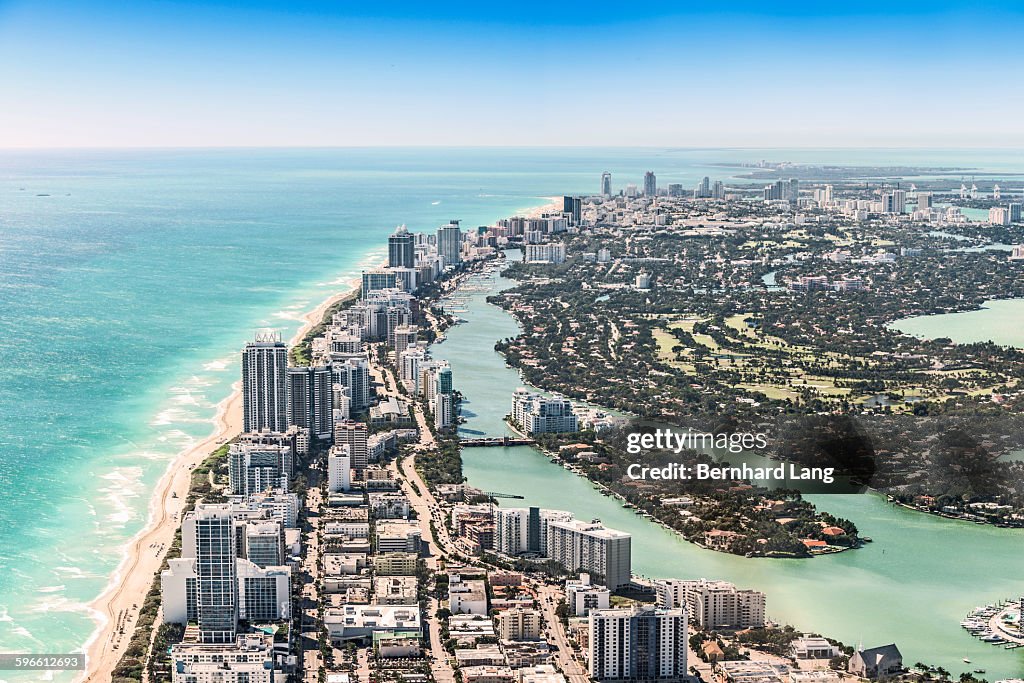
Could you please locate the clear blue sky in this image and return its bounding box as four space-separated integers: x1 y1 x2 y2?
1 0 1022 148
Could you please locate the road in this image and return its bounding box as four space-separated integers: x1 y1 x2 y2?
301 482 325 683
537 583 591 683
364 288 590 683
393 448 457 683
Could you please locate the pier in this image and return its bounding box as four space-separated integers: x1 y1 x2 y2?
459 436 536 447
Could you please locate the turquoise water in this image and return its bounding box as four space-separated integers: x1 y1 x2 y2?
439 258 1024 680
889 299 1024 348
0 149 573 675
1 148 1024 678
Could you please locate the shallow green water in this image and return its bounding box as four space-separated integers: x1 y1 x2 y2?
438 259 1024 680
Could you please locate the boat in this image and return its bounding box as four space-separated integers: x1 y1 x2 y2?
973 670 985 674
963 658 971 663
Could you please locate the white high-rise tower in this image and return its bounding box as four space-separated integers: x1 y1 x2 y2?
242 331 288 433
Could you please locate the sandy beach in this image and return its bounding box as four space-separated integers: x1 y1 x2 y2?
80 389 244 682
521 196 563 219
79 277 363 683
77 209 547 681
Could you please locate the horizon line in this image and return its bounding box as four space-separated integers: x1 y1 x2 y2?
3 144 1024 152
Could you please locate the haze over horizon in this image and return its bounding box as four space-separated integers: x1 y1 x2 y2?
2 0 1023 149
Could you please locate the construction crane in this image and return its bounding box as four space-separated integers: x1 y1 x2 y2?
484 491 525 500
481 491 524 517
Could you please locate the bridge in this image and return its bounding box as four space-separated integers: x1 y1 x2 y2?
459 436 536 447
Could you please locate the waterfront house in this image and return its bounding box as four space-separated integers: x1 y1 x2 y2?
848 643 902 679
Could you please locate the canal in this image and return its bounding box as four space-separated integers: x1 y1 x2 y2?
429 254 1024 680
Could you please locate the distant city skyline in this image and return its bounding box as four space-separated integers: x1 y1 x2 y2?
2 0 1024 148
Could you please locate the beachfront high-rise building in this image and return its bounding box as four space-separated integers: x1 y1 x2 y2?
229 489 300 529
437 221 463 269
242 520 285 568
654 578 765 629
388 225 416 269
601 172 612 197
546 519 631 589
169 634 277 683
334 420 369 473
227 441 292 496
287 364 333 441
362 268 398 295
643 171 657 197
589 605 687 682
242 332 289 433
494 506 575 556
163 505 291 637
185 504 238 643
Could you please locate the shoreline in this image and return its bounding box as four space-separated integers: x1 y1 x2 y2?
80 387 243 682
457 255 855 561
78 202 557 680
79 275 365 683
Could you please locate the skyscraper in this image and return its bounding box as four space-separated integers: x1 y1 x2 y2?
563 195 582 225
185 505 238 643
695 176 711 198
601 172 612 197
388 225 415 269
227 441 292 496
332 356 371 413
334 420 369 472
494 506 574 556
242 332 288 433
643 171 657 197
437 221 462 269
287 365 333 441
882 190 906 214
589 605 687 681
546 519 631 589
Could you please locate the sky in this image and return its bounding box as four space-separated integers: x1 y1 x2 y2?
1 0 1023 148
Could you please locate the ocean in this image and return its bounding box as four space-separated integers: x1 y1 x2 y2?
0 147 1021 678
